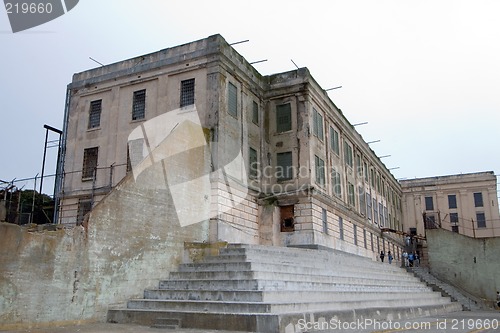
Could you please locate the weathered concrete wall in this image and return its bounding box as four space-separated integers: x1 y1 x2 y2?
0 171 209 329
426 228 500 302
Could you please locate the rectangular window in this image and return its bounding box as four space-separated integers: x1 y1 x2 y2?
82 147 98 180
315 155 325 186
313 108 324 140
363 229 367 249
132 89 146 120
180 78 195 108
425 196 434 211
363 162 368 182
379 203 384 227
252 101 259 125
332 167 342 198
353 224 358 245
77 199 92 225
366 193 372 220
356 154 362 177
373 199 378 224
370 168 375 187
476 212 486 228
348 182 355 207
370 232 374 251
384 206 388 226
344 141 353 167
330 127 340 155
339 216 344 240
277 152 293 180
249 147 258 179
228 82 238 117
88 100 102 129
276 103 292 133
450 213 459 224
474 192 483 207
448 194 457 209
322 208 328 234
359 186 366 216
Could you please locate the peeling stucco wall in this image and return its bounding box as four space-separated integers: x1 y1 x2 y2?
0 172 209 329
426 228 500 304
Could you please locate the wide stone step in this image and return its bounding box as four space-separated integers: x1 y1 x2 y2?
168 270 423 286
158 279 433 292
126 296 453 313
108 303 463 332
144 289 443 303
178 261 415 281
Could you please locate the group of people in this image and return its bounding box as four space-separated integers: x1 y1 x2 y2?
379 250 420 267
379 250 394 264
402 251 419 267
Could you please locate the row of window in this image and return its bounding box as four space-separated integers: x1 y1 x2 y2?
424 192 484 211
309 107 400 209
87 78 202 130
321 211 392 252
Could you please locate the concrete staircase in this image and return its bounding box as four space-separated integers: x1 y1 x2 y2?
107 244 462 332
409 266 482 311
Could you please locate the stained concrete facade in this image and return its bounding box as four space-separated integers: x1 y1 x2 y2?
0 171 210 329
426 228 500 306
57 34 404 260
401 172 500 239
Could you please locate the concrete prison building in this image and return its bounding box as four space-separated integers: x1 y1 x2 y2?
57 34 406 260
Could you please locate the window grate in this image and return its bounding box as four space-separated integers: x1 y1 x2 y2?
88 100 102 129
227 82 237 117
249 147 258 178
276 103 292 133
180 79 195 108
252 101 259 125
277 152 293 180
132 89 146 120
82 147 98 180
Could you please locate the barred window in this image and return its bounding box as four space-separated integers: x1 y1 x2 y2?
332 168 342 198
180 79 195 108
330 127 339 155
88 100 102 129
82 147 98 180
252 101 259 125
315 155 325 186
474 192 483 207
277 152 293 180
77 199 92 225
132 89 146 120
276 103 292 133
476 213 486 228
348 182 355 207
249 147 258 179
228 82 237 117
344 140 353 167
313 108 324 140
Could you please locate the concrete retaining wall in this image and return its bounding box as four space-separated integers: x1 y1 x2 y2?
426 228 500 303
0 173 209 329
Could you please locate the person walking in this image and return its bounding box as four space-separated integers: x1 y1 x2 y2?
388 251 393 264
408 252 414 267
380 251 385 262
402 251 409 267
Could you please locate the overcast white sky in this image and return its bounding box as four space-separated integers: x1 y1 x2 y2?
1 0 499 196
